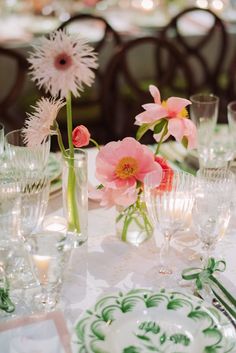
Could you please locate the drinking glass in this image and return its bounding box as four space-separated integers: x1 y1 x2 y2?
197 127 235 169
0 170 21 240
26 231 72 312
190 93 219 144
190 93 219 167
4 129 51 237
0 123 4 157
192 168 235 263
5 129 50 172
144 170 196 274
228 101 236 150
18 170 50 238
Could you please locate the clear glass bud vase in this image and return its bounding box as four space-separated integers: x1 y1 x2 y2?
116 196 153 246
62 149 88 247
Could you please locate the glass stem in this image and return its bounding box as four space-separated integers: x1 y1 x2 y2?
159 231 172 274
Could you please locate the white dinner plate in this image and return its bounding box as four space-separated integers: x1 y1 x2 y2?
73 288 236 353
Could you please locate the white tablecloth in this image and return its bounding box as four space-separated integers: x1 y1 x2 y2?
45 148 236 350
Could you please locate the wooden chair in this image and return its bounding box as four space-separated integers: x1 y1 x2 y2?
0 47 28 132
161 7 228 98
102 36 195 143
57 13 122 145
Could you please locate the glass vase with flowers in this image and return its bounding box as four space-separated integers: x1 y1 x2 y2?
22 30 98 246
92 85 197 245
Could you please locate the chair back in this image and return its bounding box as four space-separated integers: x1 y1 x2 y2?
161 7 228 95
0 47 28 131
102 36 194 143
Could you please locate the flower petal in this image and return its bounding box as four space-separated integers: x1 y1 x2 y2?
149 85 161 104
167 97 191 115
135 107 167 125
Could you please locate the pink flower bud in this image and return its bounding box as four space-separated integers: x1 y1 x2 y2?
72 125 90 147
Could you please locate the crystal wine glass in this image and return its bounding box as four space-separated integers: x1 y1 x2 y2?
144 169 196 274
26 231 71 312
192 168 235 263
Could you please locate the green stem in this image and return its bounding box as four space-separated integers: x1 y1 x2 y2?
55 123 67 157
90 138 100 150
66 92 74 158
155 122 168 155
121 207 133 242
65 92 80 234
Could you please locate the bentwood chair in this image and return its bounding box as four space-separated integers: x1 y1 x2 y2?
0 47 28 132
57 13 122 145
161 7 228 98
102 36 195 143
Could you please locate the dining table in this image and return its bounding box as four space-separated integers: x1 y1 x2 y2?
0 144 236 352
43 146 236 352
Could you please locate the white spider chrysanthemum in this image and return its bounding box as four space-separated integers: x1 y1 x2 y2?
23 97 65 146
28 30 98 98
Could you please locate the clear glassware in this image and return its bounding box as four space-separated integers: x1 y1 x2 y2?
192 168 235 263
18 170 50 238
0 123 4 157
5 129 50 172
62 148 88 247
197 128 235 169
4 129 51 237
144 170 196 275
190 93 219 146
26 231 72 312
227 101 236 152
0 170 21 240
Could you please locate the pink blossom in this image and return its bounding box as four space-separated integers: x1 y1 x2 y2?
72 125 90 147
95 137 162 189
135 85 197 149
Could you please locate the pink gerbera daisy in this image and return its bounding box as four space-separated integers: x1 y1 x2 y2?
22 97 65 146
28 30 98 98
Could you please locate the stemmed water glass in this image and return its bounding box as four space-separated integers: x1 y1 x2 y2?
26 230 71 312
192 168 235 264
144 170 196 275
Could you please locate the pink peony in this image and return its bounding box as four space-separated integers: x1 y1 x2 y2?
72 125 90 147
135 85 197 149
95 137 162 189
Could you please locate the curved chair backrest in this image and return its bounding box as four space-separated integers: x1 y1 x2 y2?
0 47 28 131
161 6 228 95
102 36 195 143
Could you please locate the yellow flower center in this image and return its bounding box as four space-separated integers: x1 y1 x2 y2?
161 100 188 118
115 157 139 179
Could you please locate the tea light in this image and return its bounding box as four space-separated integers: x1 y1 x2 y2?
33 254 51 284
43 216 67 233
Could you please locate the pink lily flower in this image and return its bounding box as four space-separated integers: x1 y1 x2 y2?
135 85 197 149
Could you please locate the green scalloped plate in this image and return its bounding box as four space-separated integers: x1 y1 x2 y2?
73 289 236 353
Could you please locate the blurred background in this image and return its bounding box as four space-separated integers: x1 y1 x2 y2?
1 0 236 148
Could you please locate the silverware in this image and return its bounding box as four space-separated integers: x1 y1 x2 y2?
195 290 236 330
212 298 236 330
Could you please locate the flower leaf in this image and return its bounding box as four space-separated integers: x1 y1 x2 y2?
136 123 153 141
153 119 167 134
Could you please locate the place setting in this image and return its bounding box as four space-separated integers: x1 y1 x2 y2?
0 22 236 353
